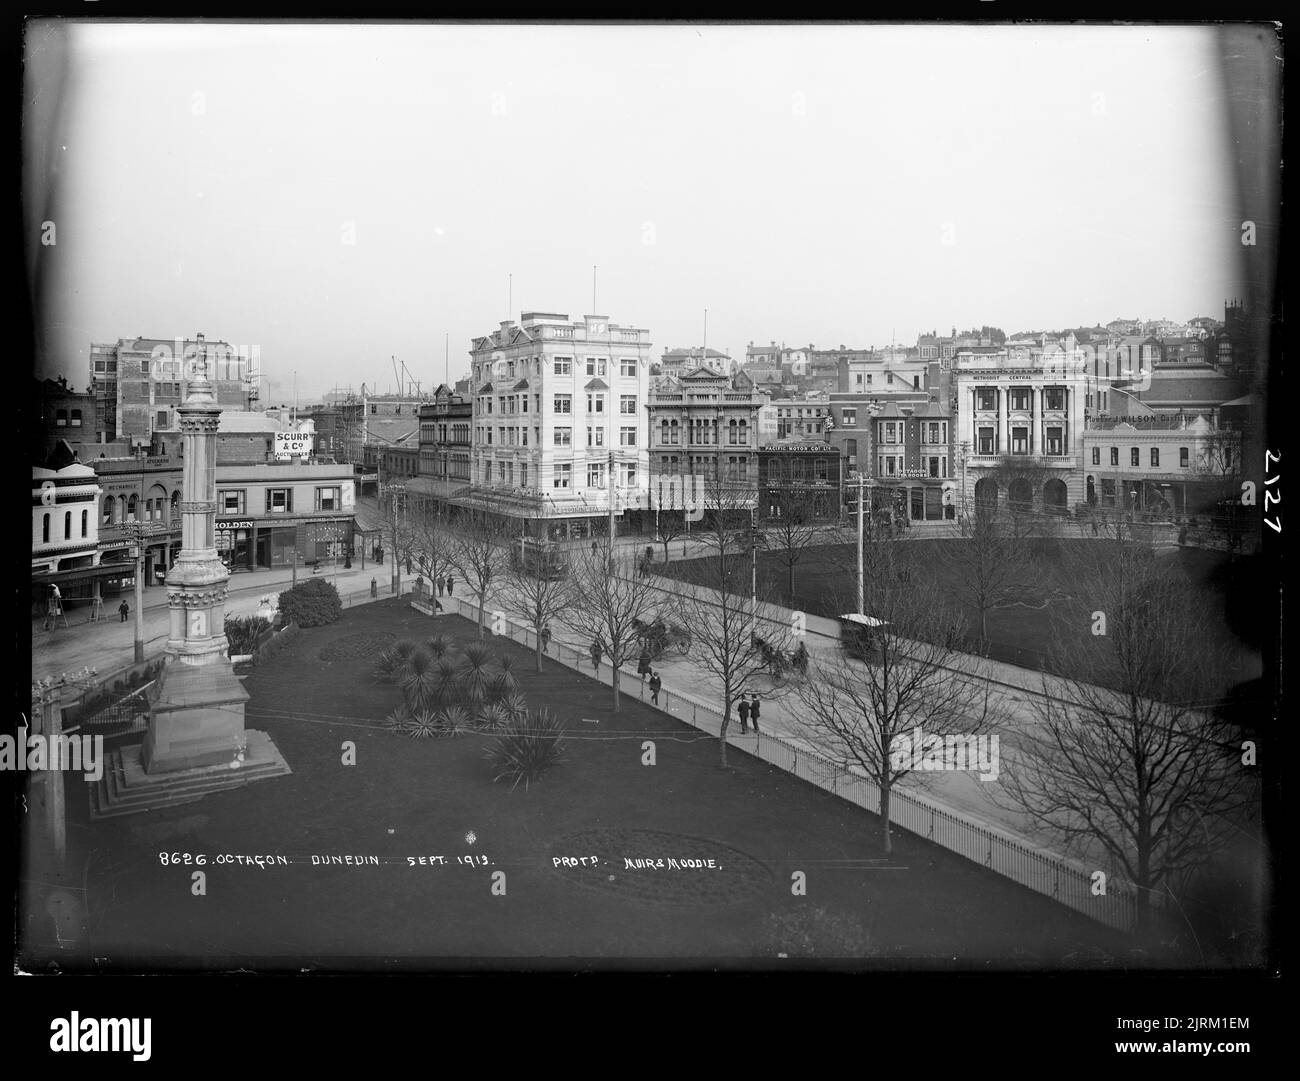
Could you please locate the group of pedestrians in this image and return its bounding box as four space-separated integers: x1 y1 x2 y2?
433 575 456 597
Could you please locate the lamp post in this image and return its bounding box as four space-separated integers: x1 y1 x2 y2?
130 519 145 663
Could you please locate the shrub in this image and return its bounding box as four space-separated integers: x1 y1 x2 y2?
500 692 529 723
384 705 413 734
277 578 343 628
458 648 493 706
485 708 565 791
224 615 268 656
398 649 439 713
495 654 518 693
435 705 469 738
408 710 438 739
425 635 450 659
477 702 511 732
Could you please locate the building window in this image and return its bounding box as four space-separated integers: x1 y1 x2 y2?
1150 448 1159 467
64 510 72 538
315 486 341 511
520 464 528 486
1011 427 1028 454
1010 388 1031 411
846 438 858 460
1130 447 1140 467
587 393 605 413
42 513 50 543
621 462 638 486
620 394 637 414
71 409 83 427
928 457 941 478
1180 446 1189 468
978 426 995 455
1091 447 1100 465
620 426 636 447
913 375 921 390
81 509 88 537
266 488 292 513
585 358 607 377
553 464 571 489
1046 427 1063 455
620 359 637 377
156 410 168 428
814 458 828 481
219 490 245 514
370 405 377 414
55 409 67 426
1101 478 1116 506
554 427 572 447
842 408 857 426
1110 447 1119 466
587 427 605 447
554 357 572 375
976 388 997 411
881 421 899 444
1045 387 1065 410
587 462 605 488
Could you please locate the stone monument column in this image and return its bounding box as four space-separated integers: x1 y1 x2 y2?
141 335 249 773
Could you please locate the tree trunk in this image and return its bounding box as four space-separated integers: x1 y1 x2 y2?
718 694 731 768
879 782 893 854
662 540 670 565
787 561 795 601
534 626 544 672
477 601 486 639
611 664 621 713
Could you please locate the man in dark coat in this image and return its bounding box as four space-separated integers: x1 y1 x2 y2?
749 694 761 733
648 672 662 705
737 696 751 733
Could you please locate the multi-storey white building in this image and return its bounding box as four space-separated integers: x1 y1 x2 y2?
467 313 652 540
953 344 1087 514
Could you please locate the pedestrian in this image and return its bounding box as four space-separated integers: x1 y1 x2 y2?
118 599 130 623
437 577 444 597
737 696 751 733
446 575 454 596
749 694 761 733
649 671 662 706
540 625 552 653
406 554 413 574
589 639 602 673
591 539 598 556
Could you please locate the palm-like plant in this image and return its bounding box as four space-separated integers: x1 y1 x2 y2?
408 710 438 739
434 658 460 703
435 705 469 738
495 654 519 693
458 646 494 706
384 705 413 734
399 648 439 714
425 635 450 659
485 707 565 790
478 701 512 732
373 646 405 682
500 692 529 723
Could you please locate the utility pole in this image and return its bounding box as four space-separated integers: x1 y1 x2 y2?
856 471 865 616
607 448 616 567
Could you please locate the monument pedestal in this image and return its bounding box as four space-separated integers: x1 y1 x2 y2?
142 660 250 772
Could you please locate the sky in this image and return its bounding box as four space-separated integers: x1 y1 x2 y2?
26 22 1248 403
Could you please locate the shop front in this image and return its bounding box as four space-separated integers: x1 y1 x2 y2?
217 515 355 570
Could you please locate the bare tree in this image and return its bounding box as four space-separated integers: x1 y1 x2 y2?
759 452 828 603
1000 529 1256 935
561 542 661 713
671 476 789 768
984 455 1058 540
940 510 1030 651
445 509 509 639
407 493 454 596
794 573 999 854
498 518 571 672
381 486 420 595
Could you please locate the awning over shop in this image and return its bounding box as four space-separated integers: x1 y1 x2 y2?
31 561 138 587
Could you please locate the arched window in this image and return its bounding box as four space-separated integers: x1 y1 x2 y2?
127 494 138 521
64 510 72 538
81 509 88 536
103 495 115 525
42 514 50 543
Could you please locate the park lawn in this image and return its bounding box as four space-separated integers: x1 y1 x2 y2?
63 599 1135 968
667 539 1260 693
